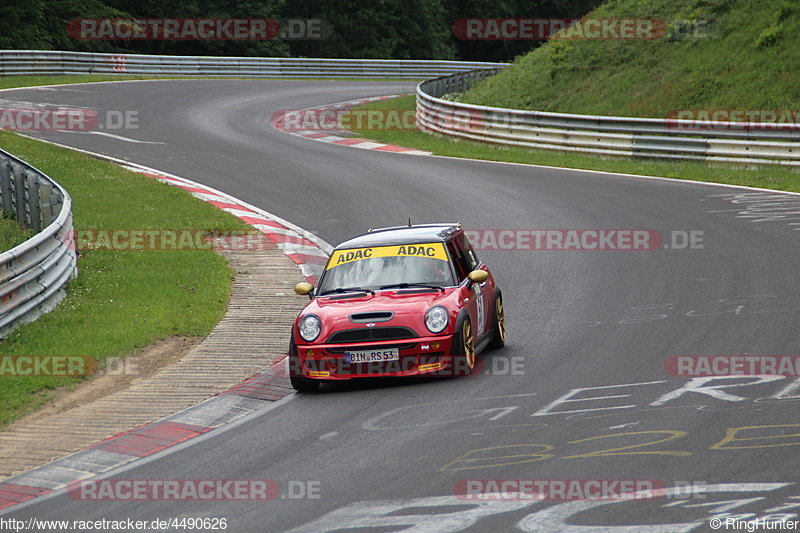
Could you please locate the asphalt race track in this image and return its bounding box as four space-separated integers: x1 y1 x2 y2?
3 80 800 532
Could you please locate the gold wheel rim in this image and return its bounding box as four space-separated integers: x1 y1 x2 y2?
463 321 475 369
496 297 506 342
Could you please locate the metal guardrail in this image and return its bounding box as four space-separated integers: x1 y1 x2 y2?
0 149 77 338
0 50 507 79
417 70 800 166
0 51 505 337
2 50 789 340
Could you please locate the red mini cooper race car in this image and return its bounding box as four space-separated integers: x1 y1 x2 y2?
289 223 506 392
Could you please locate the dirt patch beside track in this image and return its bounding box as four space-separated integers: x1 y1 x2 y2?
0 241 306 479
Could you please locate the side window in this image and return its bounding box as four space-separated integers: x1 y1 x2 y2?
447 238 472 281
460 234 480 270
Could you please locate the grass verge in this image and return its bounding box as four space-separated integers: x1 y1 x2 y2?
0 130 253 429
0 73 411 429
0 214 34 252
460 0 800 116
348 94 800 192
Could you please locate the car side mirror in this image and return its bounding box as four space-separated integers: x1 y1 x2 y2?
467 270 489 283
294 282 314 298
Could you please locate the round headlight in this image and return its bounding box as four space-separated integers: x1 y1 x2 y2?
298 314 321 342
425 306 449 334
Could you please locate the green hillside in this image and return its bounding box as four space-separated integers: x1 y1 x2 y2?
460 0 800 118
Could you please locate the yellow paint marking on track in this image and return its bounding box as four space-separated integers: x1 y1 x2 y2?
710 424 800 449
438 444 555 472
563 430 692 458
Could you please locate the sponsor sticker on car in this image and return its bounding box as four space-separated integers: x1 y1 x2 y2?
327 243 449 268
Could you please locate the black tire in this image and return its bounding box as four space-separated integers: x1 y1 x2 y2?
488 292 506 349
289 338 320 392
290 366 320 392
450 317 476 377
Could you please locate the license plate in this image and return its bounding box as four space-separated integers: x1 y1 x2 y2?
345 348 400 364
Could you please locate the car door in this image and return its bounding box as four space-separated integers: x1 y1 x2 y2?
447 234 492 340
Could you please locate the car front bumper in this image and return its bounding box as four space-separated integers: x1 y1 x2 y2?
293 334 461 379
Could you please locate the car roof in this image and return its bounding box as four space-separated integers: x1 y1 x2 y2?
335 223 461 249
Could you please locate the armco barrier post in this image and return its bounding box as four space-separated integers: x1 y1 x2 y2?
0 159 13 213
39 183 53 227
13 164 26 225
28 174 41 233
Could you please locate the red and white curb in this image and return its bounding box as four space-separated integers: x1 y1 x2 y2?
117 162 332 284
272 95 431 156
0 141 330 513
0 359 293 511
12 135 333 285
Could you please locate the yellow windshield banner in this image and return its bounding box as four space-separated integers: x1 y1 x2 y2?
326 243 448 269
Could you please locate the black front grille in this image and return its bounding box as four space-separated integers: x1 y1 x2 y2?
327 327 417 344
350 311 393 323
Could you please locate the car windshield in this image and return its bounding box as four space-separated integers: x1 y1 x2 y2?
318 243 455 294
